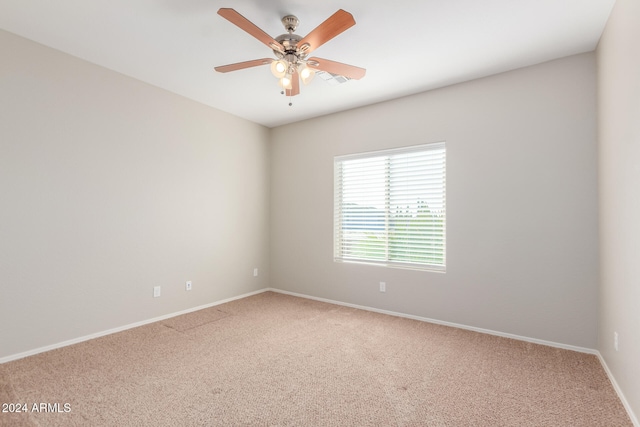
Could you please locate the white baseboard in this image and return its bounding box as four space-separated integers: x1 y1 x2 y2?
2 286 637 426
596 352 640 427
268 288 639 426
0 288 270 364
267 288 597 354
0 286 596 362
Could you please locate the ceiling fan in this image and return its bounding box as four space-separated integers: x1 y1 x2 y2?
214 8 366 101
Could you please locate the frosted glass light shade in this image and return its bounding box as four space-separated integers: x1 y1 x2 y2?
270 60 287 78
278 75 292 90
299 65 315 85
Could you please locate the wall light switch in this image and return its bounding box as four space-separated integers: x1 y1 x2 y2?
186 281 192 291
380 282 386 293
153 286 161 298
253 268 258 277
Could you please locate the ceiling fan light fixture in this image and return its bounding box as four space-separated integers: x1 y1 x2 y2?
270 59 288 78
278 75 293 90
299 64 315 85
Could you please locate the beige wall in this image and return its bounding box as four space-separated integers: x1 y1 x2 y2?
270 53 599 349
0 27 604 366
597 0 640 420
0 30 270 359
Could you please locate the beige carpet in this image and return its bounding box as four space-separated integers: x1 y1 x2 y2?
0 291 632 426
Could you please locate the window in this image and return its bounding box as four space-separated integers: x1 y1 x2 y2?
334 142 446 271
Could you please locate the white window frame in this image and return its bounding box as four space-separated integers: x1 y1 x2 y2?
334 142 446 272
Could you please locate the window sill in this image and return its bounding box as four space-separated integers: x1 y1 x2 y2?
334 258 446 273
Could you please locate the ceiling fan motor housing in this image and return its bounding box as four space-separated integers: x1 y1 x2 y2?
274 33 306 59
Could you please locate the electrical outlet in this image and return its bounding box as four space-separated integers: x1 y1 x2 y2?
380 282 386 293
185 281 192 291
153 286 161 298
253 268 258 277
614 332 619 351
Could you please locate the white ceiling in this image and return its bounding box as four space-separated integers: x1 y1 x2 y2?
0 0 615 128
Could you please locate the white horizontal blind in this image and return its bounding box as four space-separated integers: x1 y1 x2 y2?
334 143 446 270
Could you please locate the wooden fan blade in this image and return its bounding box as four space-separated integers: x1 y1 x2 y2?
286 69 300 97
217 8 283 52
298 10 355 55
307 57 366 80
214 58 272 73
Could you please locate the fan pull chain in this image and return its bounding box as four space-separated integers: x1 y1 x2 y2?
280 89 292 107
